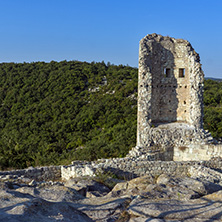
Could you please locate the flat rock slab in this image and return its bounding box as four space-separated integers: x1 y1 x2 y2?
73 196 131 221
129 216 208 222
0 197 92 222
128 198 222 221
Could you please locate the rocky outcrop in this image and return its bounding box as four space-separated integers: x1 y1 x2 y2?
2 162 222 221
128 197 222 221
0 194 92 222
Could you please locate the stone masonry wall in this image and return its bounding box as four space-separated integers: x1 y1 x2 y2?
61 155 222 181
1 156 222 182
61 157 222 180
137 34 212 159
0 166 61 181
174 144 222 161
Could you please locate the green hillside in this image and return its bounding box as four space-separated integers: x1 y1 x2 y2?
0 61 138 169
0 61 221 169
203 79 222 139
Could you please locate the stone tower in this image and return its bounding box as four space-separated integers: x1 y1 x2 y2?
136 34 212 160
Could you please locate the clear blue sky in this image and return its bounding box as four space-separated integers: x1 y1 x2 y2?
0 0 222 78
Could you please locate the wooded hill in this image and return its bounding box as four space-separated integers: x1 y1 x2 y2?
0 61 221 169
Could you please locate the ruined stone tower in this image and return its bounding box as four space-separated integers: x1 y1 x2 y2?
135 34 214 160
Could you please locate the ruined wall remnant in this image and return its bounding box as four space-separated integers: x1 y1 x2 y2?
136 34 214 158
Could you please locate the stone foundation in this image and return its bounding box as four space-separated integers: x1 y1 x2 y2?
1 153 222 182
61 155 222 180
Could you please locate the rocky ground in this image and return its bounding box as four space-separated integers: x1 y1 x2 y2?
1 165 222 221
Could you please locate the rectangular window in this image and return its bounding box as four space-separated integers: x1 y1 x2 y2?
164 68 171 78
179 68 185 78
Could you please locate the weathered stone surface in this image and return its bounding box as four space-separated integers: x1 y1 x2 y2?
133 33 221 162
61 163 96 180
137 34 204 147
15 186 38 196
128 198 222 220
67 184 88 196
0 197 92 222
29 179 37 186
203 190 222 201
36 184 84 202
73 196 131 221
112 181 128 192
0 166 61 182
0 184 127 221
107 174 208 201
15 184 85 202
129 217 165 222
129 217 205 222
2 170 222 221
65 177 110 198
156 174 170 185
127 175 155 188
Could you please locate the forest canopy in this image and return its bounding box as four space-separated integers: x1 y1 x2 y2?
0 61 221 169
